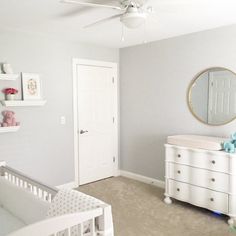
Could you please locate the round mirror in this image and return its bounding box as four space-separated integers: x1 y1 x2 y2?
188 67 236 125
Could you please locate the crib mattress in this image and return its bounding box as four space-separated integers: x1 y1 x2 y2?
167 135 227 151
0 206 25 236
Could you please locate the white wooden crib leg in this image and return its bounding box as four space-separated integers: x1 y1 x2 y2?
97 205 114 236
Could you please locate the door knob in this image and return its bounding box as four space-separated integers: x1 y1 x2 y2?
80 130 88 134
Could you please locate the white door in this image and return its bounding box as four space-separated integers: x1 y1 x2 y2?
76 61 117 185
208 70 236 124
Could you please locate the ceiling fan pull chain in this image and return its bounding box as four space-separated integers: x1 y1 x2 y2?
143 20 147 44
121 24 125 42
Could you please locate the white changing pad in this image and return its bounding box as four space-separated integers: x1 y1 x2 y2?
0 206 25 236
167 135 228 151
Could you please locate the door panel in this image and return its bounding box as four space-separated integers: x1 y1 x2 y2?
208 70 236 124
77 64 116 185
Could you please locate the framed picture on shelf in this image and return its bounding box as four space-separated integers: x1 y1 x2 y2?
22 73 42 100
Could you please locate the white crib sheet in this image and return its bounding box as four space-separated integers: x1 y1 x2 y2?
0 206 25 236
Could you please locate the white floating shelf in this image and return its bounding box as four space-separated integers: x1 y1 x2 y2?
0 126 20 133
0 100 47 107
0 74 19 81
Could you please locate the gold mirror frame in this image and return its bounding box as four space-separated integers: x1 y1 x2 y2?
187 67 236 126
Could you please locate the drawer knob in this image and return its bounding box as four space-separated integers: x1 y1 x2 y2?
177 188 180 192
177 154 181 158
210 198 214 202
211 160 216 164
177 170 181 174
211 178 215 182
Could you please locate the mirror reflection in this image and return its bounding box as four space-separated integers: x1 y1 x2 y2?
188 67 236 125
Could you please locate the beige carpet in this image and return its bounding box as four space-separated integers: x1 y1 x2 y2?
79 176 235 236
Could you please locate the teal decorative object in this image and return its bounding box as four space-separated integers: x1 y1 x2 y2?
223 142 235 153
223 132 236 153
231 132 236 140
231 132 236 145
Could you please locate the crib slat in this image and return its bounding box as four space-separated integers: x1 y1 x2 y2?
68 227 71 236
90 218 95 236
79 224 84 236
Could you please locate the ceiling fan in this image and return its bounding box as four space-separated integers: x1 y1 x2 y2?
60 0 155 29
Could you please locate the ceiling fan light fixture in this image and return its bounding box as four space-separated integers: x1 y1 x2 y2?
120 8 146 29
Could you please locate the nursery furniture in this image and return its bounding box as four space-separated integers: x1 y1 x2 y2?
0 161 114 236
164 135 236 226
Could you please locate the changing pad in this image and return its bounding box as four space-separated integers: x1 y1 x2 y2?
167 135 228 151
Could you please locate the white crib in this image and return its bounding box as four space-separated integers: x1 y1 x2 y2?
0 161 114 236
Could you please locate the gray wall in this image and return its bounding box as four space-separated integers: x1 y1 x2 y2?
0 29 119 186
120 24 236 181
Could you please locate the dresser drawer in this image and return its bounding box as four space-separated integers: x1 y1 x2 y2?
166 145 229 173
168 179 228 214
168 163 229 193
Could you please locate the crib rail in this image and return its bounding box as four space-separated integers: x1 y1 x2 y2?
0 162 57 202
8 208 104 236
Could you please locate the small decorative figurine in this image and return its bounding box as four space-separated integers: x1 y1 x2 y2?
2 63 13 74
223 132 236 153
223 142 235 153
1 110 20 127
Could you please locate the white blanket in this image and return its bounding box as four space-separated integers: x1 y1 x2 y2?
47 189 104 235
47 189 104 216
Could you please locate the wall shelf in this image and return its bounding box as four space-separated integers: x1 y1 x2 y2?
0 74 19 81
0 126 20 133
0 100 47 107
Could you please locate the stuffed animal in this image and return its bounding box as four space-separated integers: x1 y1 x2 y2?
231 132 236 145
223 132 236 153
1 110 20 127
223 142 235 153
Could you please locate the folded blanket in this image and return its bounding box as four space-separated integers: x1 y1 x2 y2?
47 189 104 235
47 189 104 216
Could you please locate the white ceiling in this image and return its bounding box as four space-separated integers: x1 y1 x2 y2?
1 0 236 48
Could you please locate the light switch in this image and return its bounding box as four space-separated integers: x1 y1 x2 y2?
60 116 66 125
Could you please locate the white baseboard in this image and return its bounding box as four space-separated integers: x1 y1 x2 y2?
56 181 78 190
119 170 165 189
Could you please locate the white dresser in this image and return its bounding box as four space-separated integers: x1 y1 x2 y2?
164 143 236 225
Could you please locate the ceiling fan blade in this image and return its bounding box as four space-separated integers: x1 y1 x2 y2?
58 6 91 17
60 0 125 11
84 14 122 28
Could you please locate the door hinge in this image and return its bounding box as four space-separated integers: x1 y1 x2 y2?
113 156 116 163
112 77 115 84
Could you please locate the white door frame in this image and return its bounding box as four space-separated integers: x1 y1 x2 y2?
72 58 119 187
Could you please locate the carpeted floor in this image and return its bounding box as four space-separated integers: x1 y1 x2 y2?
79 176 235 236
